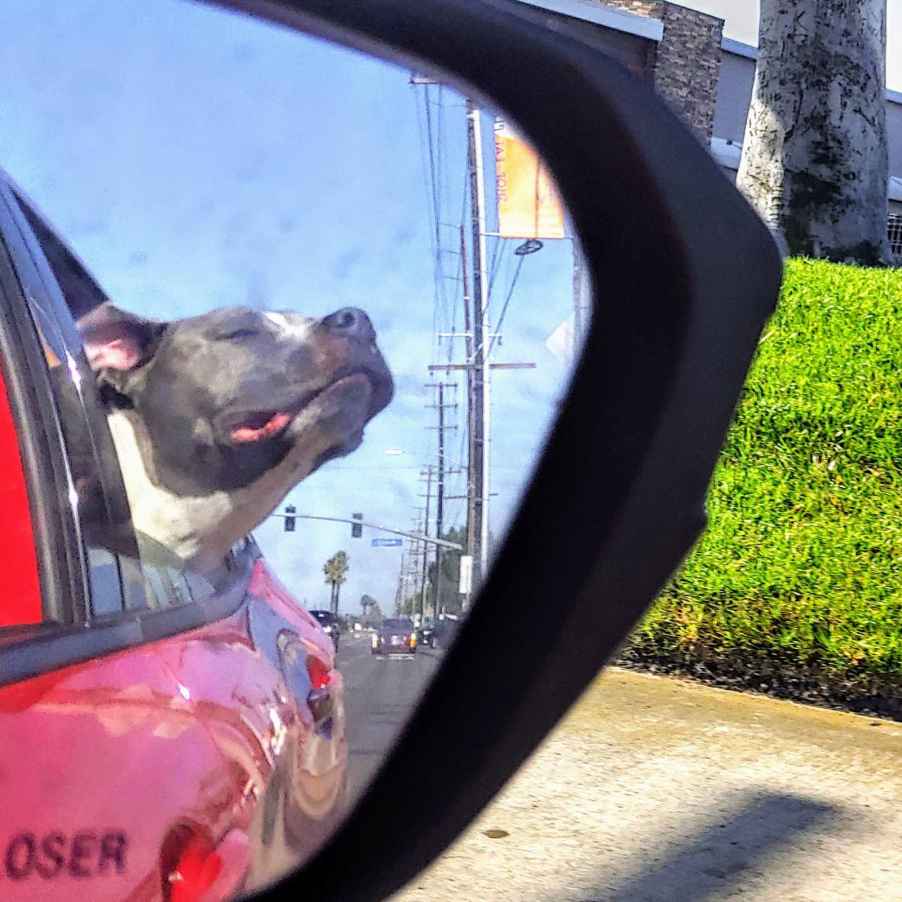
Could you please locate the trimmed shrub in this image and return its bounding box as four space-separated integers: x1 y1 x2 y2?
626 259 901 709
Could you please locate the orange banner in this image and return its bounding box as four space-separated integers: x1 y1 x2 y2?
494 119 566 240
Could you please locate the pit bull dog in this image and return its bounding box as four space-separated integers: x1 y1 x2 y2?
75 303 393 573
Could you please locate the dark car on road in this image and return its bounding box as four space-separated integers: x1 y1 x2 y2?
415 617 460 651
372 618 417 655
310 610 342 651
416 623 436 648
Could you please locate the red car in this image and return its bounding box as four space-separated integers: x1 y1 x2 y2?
0 175 347 898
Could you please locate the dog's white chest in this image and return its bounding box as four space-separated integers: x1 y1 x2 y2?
106 412 244 570
105 411 312 572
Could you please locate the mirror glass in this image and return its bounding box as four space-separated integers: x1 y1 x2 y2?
2 0 589 893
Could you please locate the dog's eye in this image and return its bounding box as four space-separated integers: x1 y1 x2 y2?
216 328 259 341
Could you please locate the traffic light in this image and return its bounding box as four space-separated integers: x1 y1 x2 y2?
284 504 296 532
352 513 363 538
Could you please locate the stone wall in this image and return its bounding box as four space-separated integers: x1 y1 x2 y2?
598 1 724 143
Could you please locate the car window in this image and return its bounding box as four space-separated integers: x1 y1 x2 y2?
142 564 191 610
8 189 222 616
24 302 132 618
384 618 414 631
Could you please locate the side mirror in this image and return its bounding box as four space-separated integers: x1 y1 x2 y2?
227 0 779 898
1 2 780 900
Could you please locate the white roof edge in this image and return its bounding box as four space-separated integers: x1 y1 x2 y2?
721 36 758 59
890 176 902 201
510 0 663 41
721 37 902 103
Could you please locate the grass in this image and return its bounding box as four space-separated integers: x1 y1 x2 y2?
628 259 902 694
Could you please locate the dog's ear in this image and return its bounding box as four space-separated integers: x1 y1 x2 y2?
77 303 168 400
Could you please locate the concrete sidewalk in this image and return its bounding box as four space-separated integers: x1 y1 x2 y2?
391 667 902 902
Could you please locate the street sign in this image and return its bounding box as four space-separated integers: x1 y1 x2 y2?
371 538 403 547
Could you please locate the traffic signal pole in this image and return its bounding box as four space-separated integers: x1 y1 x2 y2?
273 511 463 551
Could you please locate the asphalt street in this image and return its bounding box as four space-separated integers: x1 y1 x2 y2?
336 632 442 802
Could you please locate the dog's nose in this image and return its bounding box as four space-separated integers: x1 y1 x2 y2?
322 307 374 340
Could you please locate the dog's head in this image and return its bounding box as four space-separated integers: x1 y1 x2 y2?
79 303 393 499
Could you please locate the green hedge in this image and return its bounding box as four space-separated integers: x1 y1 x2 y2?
631 259 901 686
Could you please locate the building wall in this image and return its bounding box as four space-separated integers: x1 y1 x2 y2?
654 4 723 142
712 51 755 144
887 101 902 177
597 0 901 261
599 1 723 142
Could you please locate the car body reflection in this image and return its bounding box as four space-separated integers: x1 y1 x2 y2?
0 548 346 898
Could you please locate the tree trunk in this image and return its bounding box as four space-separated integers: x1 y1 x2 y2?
736 0 891 264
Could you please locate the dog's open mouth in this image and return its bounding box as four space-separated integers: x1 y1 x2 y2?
228 370 387 446
230 410 295 444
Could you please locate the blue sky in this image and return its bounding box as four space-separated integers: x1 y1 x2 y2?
3 0 576 613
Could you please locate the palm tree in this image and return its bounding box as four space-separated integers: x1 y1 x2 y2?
737 0 891 264
323 551 349 614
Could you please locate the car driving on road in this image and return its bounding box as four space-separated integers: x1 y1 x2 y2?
415 623 436 648
372 618 417 656
310 609 342 651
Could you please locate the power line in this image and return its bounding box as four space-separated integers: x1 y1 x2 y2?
487 253 527 357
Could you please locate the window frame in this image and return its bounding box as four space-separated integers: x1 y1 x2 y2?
0 172 255 687
0 188 89 627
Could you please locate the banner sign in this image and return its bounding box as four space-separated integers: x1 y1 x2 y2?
494 118 566 240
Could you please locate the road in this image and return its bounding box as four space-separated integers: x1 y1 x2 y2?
336 632 442 802
387 666 902 902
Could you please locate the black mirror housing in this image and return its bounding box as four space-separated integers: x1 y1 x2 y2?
206 1 781 899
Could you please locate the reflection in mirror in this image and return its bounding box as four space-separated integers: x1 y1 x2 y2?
2 0 589 895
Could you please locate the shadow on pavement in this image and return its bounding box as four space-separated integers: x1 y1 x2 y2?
580 792 838 902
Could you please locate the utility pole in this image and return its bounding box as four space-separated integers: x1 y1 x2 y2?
466 98 490 591
407 510 425 617
396 559 407 616
459 224 477 609
434 386 446 621
426 381 456 620
425 101 535 606
417 467 434 624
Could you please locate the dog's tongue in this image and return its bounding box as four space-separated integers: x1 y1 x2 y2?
231 411 293 444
